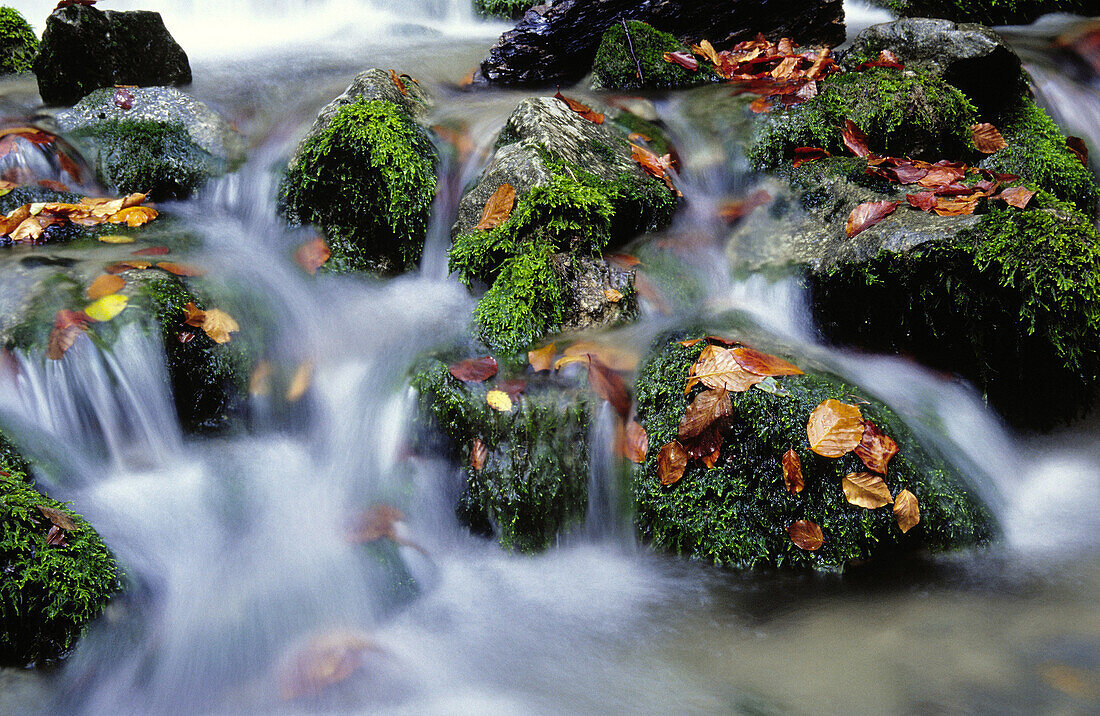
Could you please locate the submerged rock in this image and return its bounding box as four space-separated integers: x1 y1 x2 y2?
591 20 715 91
0 435 120 666
449 96 676 352
33 4 191 106
0 7 38 76
864 0 1094 26
280 69 436 274
476 0 845 86
633 335 995 570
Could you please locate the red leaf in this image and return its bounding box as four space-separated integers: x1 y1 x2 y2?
888 164 930 184
842 119 870 157
587 355 631 420
498 379 527 400
554 91 604 124
448 356 498 383
792 147 830 168
662 51 699 71
906 192 937 211
47 310 91 360
856 49 905 71
994 186 1036 209
845 201 898 238
113 87 134 110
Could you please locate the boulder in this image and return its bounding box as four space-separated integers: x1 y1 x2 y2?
864 1 1094 26
476 0 845 86
0 6 37 76
280 69 436 274
448 96 677 352
33 4 191 106
633 334 995 570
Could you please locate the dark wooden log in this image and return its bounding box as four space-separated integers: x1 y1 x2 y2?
476 0 846 86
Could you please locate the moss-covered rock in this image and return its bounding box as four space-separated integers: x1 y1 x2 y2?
0 435 120 666
0 7 38 76
413 359 592 552
71 120 223 200
473 0 537 20
591 20 713 91
866 0 1094 25
633 336 995 570
281 98 437 274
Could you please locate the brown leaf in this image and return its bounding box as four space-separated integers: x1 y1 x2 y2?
781 448 804 494
806 399 864 457
842 119 871 157
156 261 205 277
295 238 331 274
473 183 515 232
46 309 91 360
700 445 721 468
906 191 937 212
37 505 77 531
1066 136 1088 167
622 419 648 463
971 123 1007 153
933 195 979 216
182 301 206 327
527 343 556 372
278 630 380 701
993 186 1036 209
731 345 804 376
749 97 771 113
678 387 732 440
86 274 125 300
631 143 672 179
389 69 408 96
46 525 68 547
448 356 498 382
105 260 151 274
792 146 830 168
845 200 898 238
131 245 170 256
554 91 604 124
587 355 631 420
663 51 699 71
788 520 823 551
842 472 894 509
470 438 488 471
686 345 765 394
917 165 967 189
658 441 688 486
893 488 920 533
498 379 527 400
854 420 899 475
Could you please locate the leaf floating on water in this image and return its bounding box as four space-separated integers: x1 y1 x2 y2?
295 237 331 274
842 472 894 509
527 343 556 372
562 340 638 371
84 294 128 321
845 200 898 238
37 505 77 531
286 361 313 402
731 345 804 376
278 630 381 701
842 119 871 157
470 438 488 471
587 355 632 420
156 261 205 277
971 123 1007 154
622 419 648 463
993 186 1036 209
131 245 170 256
348 504 404 543
249 360 274 396
788 520 823 551
678 387 732 440
553 91 604 124
657 440 688 486
474 183 515 232
662 51 699 71
97 234 133 244
448 356 498 382
486 389 513 412
781 448 803 494
105 260 151 274
47 309 91 360
854 420 899 475
806 399 864 457
893 488 920 533
86 274 125 300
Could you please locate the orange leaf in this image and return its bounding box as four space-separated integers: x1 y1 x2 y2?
587 355 631 420
603 288 623 303
993 186 1036 209
554 91 604 124
86 274 125 300
46 310 91 360
845 200 898 238
473 183 515 232
156 261 205 276
842 472 894 509
691 39 721 66
893 488 920 532
662 51 699 71
749 97 771 113
781 448 803 494
686 345 764 394
470 438 488 471
678 387 732 440
932 196 979 216
182 301 206 327
622 419 648 463
527 343 556 372
278 630 380 701
731 345 803 376
389 69 408 96
295 238 330 274
854 420 898 475
788 520 823 550
105 260 151 274
448 356 498 382
107 205 158 227
806 399 864 457
657 441 688 486
200 308 239 344
971 123 1007 154
631 143 670 178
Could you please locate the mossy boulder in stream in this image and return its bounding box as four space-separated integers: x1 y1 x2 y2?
591 20 713 91
0 7 38 76
449 96 677 353
281 69 436 274
0 436 120 666
633 336 995 570
864 0 1094 25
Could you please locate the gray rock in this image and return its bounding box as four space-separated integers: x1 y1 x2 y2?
552 253 636 332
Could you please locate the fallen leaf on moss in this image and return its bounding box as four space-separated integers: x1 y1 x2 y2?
855 49 904 71
806 399 864 457
893 488 920 532
788 520 823 550
474 183 515 232
631 143 674 179
470 438 488 471
554 91 604 124
527 343 556 372
486 389 513 412
37 505 77 531
845 200 897 238
993 186 1036 209
679 387 732 440
183 302 239 344
47 309 92 360
448 356 498 382
86 274 125 300
971 123 1007 153
782 448 803 494
84 294 128 321
658 440 688 486
663 51 699 71
389 69 408 96
842 471 894 509
295 237 331 274
732 345 803 376
622 419 648 463
46 525 68 547
686 345 764 394
854 420 898 474
792 146 830 168
603 288 623 303
842 119 870 157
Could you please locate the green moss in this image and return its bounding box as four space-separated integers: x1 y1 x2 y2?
0 7 37 75
866 0 1093 24
0 437 120 666
985 96 1099 215
592 20 712 91
472 0 536 19
474 243 567 354
413 360 591 552
72 120 221 200
281 98 437 274
811 194 1100 427
751 67 978 170
633 337 994 570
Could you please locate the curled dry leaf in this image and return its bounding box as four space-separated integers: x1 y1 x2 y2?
470 438 488 471
806 399 864 457
37 505 77 531
622 419 648 463
893 488 920 533
295 237 331 274
631 143 673 179
84 294 128 321
47 309 91 360
448 356 498 382
657 440 688 486
46 525 68 547
156 261 205 277
842 472 894 509
845 200 898 238
603 288 623 303
792 146 829 168
278 630 381 701
994 186 1036 209
678 387 732 440
486 389 513 412
854 420 899 475
527 343 556 372
971 123 1007 154
731 345 803 376
691 39 721 66
663 51 699 71
587 355 632 420
389 69 408 96
842 119 871 157
686 345 764 394
553 91 604 124
473 183 515 232
788 520 823 551
86 274 125 300
781 448 803 494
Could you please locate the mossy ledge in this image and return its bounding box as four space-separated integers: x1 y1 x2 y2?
473 0 537 20
0 435 120 666
633 337 995 570
0 7 38 75
280 98 437 274
591 20 714 91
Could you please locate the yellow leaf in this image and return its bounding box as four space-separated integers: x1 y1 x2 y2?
108 205 158 227
806 399 864 457
486 389 513 412
249 360 273 396
201 308 239 344
842 472 894 509
893 488 920 532
528 343 556 372
286 362 313 402
553 354 590 371
97 234 134 244
84 294 129 321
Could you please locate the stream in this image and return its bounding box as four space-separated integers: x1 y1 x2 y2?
1 1 1098 713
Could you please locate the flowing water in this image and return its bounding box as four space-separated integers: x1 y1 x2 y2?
1 1 1099 713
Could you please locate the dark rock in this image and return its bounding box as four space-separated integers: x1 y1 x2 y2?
0 7 38 76
476 0 845 86
33 4 191 106
473 0 539 20
551 253 636 332
864 1 1094 26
